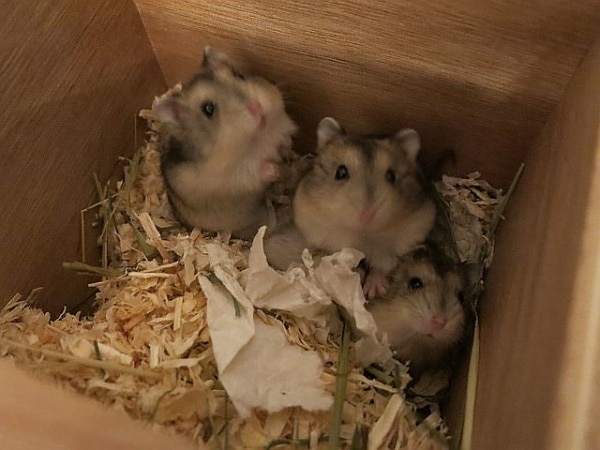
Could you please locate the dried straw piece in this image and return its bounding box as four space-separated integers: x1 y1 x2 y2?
0 338 161 379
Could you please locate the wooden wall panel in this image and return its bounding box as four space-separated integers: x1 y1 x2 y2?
0 0 165 314
474 39 600 449
134 0 600 188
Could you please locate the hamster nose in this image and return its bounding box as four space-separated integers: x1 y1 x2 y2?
359 205 377 224
247 100 264 119
429 315 447 331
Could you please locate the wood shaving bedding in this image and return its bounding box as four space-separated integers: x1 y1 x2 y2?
0 96 504 449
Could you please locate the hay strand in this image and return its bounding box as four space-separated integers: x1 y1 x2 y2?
0 338 162 379
328 317 351 450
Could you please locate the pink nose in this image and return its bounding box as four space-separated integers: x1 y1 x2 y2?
247 100 264 119
359 206 376 224
429 315 447 331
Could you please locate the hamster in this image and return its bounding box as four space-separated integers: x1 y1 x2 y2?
263 220 309 271
293 117 436 298
152 46 297 240
367 246 467 375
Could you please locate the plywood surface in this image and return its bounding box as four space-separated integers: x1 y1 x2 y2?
134 0 600 188
0 360 198 450
474 39 600 449
0 0 165 313
545 40 600 450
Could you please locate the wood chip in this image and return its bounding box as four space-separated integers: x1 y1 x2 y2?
0 93 506 449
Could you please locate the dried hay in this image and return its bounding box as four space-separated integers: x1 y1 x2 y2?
0 95 509 449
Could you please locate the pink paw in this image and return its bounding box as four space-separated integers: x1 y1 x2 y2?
277 135 293 156
363 271 389 299
260 161 281 183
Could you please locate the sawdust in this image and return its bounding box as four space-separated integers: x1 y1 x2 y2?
0 93 505 449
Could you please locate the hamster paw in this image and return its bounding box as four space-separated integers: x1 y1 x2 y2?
260 161 281 183
277 135 293 157
363 270 389 299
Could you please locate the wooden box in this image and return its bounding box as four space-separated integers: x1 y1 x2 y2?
1 1 600 448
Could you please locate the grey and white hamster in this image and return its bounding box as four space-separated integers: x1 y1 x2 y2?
263 220 309 271
367 246 466 375
293 117 436 297
152 46 297 240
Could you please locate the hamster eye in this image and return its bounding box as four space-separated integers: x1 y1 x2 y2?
385 168 396 184
201 101 216 118
335 165 349 180
408 277 423 290
232 69 245 80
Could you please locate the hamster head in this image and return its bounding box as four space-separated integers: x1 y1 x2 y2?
367 248 467 373
153 47 296 182
295 117 428 235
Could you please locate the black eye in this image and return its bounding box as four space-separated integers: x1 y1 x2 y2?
335 164 349 180
232 69 245 80
408 277 423 290
201 101 215 118
385 168 396 184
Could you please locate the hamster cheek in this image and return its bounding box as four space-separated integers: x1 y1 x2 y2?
369 302 414 348
447 302 467 340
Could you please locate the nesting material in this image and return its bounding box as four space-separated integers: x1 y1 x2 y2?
0 99 505 449
435 173 503 268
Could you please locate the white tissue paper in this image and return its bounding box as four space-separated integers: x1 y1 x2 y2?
241 227 331 322
201 226 391 417
312 248 392 366
220 318 333 417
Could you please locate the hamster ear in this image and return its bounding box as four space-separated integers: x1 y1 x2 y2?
153 96 186 125
317 117 344 149
202 46 235 74
394 128 421 162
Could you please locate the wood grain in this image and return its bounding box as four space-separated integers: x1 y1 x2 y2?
0 360 199 450
534 40 600 450
0 0 165 313
474 38 600 449
134 0 600 188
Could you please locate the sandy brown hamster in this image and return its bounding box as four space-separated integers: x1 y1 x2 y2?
367 246 466 375
293 117 436 297
153 47 297 240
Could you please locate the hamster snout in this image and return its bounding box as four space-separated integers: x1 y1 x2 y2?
404 288 465 342
359 204 378 226
429 315 447 331
246 100 266 127
367 247 466 374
